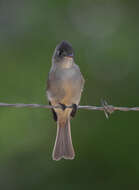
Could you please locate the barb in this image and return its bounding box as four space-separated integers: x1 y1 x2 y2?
0 101 139 118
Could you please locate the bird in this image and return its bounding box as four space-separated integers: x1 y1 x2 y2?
46 40 84 161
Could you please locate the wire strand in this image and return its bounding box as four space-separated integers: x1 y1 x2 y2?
0 101 139 118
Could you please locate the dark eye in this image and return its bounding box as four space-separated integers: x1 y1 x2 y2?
58 49 64 56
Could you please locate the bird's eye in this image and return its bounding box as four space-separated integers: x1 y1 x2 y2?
58 49 64 56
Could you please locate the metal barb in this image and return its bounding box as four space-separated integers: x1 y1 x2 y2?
101 99 114 119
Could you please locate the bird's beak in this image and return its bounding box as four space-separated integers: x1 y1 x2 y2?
66 53 74 58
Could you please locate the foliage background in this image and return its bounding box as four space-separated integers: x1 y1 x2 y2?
0 0 139 189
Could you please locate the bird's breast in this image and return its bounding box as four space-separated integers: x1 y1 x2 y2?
47 64 83 105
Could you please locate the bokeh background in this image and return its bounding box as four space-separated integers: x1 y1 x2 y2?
0 0 139 189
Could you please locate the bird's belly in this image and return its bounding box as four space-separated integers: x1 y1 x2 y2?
59 78 82 105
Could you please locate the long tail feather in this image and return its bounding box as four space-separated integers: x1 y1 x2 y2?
52 118 75 161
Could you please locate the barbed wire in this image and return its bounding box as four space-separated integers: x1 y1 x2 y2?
0 100 139 119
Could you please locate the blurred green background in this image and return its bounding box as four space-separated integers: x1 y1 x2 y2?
0 0 139 189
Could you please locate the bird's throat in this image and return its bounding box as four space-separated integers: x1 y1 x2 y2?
61 57 73 69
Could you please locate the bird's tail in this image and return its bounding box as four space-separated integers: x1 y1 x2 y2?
52 117 75 161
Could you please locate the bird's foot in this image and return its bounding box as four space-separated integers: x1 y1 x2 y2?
59 103 67 111
71 104 78 117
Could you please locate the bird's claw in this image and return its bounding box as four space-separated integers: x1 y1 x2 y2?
71 104 77 117
59 103 67 111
